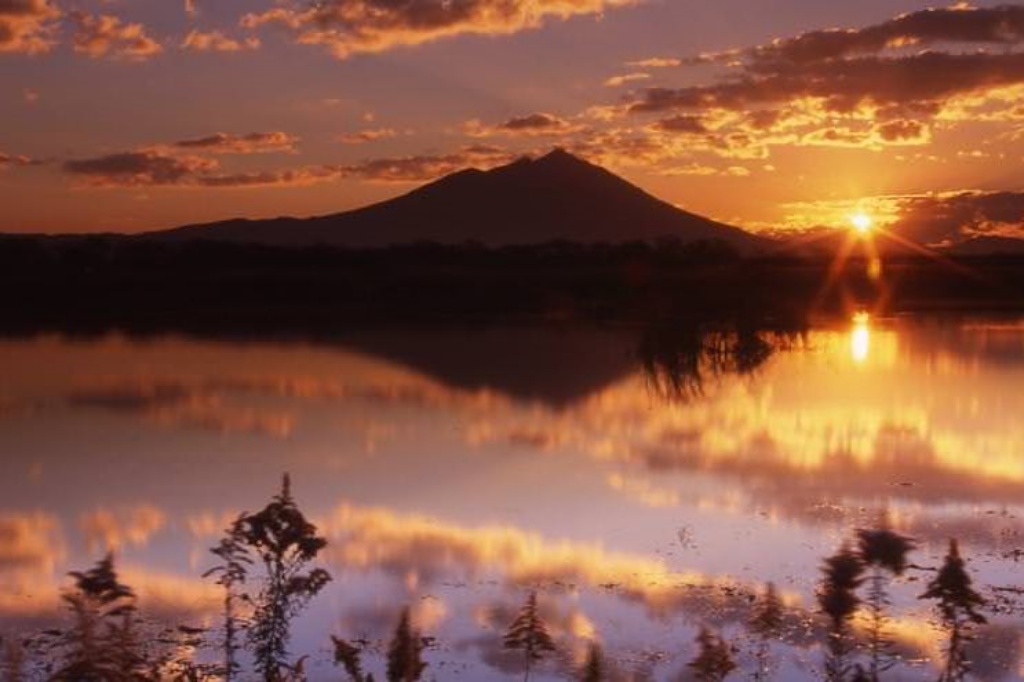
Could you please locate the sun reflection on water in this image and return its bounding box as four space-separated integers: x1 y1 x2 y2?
851 311 871 364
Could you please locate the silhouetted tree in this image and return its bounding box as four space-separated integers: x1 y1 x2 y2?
749 583 784 682
231 474 332 681
503 592 556 682
579 641 604 682
856 526 915 680
332 635 372 682
51 553 151 681
386 608 426 682
818 544 865 682
687 626 735 682
920 540 987 682
204 517 253 682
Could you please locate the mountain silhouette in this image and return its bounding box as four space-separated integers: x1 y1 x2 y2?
150 149 766 250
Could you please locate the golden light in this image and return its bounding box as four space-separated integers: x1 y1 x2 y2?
851 311 871 364
850 212 874 235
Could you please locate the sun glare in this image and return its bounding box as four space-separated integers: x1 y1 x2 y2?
850 212 874 235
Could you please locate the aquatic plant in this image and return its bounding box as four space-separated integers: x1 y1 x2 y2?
503 591 556 682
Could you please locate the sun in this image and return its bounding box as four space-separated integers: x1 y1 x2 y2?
850 212 874 235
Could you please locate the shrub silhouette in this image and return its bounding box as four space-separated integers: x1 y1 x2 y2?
51 553 150 681
503 591 557 682
856 526 915 680
817 544 865 682
688 626 736 682
579 641 604 682
749 582 785 682
386 608 426 682
204 517 253 681
920 539 987 682
209 474 331 682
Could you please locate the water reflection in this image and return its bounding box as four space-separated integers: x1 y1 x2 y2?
850 312 871 365
1 318 1024 679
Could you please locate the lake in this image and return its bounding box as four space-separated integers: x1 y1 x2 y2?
1 315 1023 680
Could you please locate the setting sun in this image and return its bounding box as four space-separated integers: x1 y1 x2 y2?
850 212 874 235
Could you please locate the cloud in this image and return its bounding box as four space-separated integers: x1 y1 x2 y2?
172 131 298 154
181 29 260 52
70 10 163 60
620 5 1024 158
0 513 63 577
889 190 1024 245
337 127 402 144
0 151 35 168
341 145 514 182
741 5 1024 69
194 166 342 188
79 505 167 553
0 0 59 54
604 72 650 87
625 57 680 68
466 112 584 137
650 114 708 135
67 379 296 437
240 0 637 59
63 150 220 187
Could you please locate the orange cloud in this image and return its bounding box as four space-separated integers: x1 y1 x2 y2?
625 57 680 69
0 152 35 168
603 72 650 87
70 11 163 61
0 0 59 54
466 113 585 137
241 0 638 59
337 128 403 144
172 131 298 154
79 505 167 553
181 29 260 52
67 379 296 437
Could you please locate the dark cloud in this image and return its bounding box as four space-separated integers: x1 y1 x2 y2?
172 131 297 154
651 115 708 135
70 10 163 60
241 0 637 59
195 166 340 187
63 150 219 187
467 113 584 138
743 5 1024 69
341 145 513 182
621 5 1024 161
631 51 1024 116
67 379 294 437
890 190 1024 245
0 0 59 54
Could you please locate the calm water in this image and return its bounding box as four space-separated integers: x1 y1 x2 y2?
2 317 1024 680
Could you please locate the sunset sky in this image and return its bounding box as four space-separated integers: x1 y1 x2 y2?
3 0 1024 245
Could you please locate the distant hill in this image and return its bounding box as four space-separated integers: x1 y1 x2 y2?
148 149 767 251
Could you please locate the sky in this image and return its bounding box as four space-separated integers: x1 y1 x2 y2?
3 0 1024 245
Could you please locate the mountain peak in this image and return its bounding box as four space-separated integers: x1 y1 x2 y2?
153 150 766 251
535 147 591 168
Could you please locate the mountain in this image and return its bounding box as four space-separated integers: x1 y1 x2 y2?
149 149 766 251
